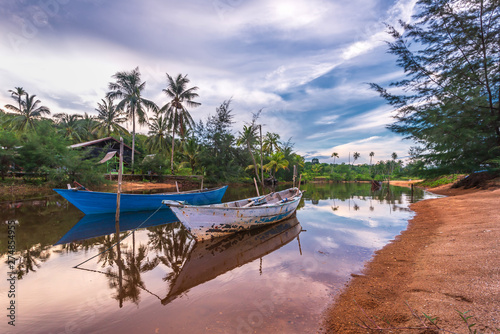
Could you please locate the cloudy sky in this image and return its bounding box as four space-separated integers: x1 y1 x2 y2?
0 0 418 164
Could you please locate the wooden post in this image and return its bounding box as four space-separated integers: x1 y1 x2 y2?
297 233 303 256
259 124 264 189
175 181 180 193
115 137 124 231
293 165 297 188
297 174 302 190
200 176 204 190
253 177 260 196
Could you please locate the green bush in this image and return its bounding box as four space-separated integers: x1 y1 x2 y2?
138 154 169 175
417 174 460 188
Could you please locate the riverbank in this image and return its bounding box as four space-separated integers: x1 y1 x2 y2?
0 179 194 201
323 179 500 333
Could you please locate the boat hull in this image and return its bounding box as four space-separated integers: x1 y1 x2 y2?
53 186 228 215
168 192 302 241
163 216 302 304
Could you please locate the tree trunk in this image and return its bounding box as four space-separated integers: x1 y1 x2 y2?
259 125 264 189
131 109 135 172
171 127 175 174
247 141 260 184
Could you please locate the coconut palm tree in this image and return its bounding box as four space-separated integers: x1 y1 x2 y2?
94 97 128 138
331 152 339 164
53 112 83 143
4 93 50 132
264 151 289 179
146 110 170 154
160 73 200 174
237 124 261 184
353 152 360 165
369 152 375 165
108 67 158 170
0 108 7 129
390 152 398 176
8 87 26 111
181 137 200 173
311 163 323 175
78 112 100 141
263 132 281 155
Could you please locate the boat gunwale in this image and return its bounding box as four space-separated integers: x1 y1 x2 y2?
54 185 227 196
165 190 302 211
184 197 301 210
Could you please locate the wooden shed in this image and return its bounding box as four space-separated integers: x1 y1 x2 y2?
70 137 140 169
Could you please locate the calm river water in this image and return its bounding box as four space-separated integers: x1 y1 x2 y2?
1 183 438 333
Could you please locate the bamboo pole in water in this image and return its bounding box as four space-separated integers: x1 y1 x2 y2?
115 137 124 230
293 165 297 188
253 177 260 196
115 138 125 307
259 124 264 191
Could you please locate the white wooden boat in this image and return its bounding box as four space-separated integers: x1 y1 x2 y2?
162 187 303 241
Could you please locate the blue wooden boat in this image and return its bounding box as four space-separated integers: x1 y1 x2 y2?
53 185 228 215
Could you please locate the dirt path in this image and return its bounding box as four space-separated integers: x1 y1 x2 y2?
101 181 178 192
323 182 500 333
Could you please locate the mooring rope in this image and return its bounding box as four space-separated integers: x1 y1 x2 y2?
74 266 162 301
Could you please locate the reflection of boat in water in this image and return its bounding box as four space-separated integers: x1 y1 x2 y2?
162 215 302 305
55 210 179 245
371 180 382 191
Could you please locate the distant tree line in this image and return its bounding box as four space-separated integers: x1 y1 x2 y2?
304 151 417 182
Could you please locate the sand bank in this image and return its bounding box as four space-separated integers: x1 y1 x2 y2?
323 182 500 333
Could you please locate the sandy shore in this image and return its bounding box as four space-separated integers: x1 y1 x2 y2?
323 181 500 333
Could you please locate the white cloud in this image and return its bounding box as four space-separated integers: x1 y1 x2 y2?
341 0 418 60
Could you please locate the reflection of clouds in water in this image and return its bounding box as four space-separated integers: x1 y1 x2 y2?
301 197 411 228
307 222 393 250
299 195 413 252
335 227 393 249
313 236 340 249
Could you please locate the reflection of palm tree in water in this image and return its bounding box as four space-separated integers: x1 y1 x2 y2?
153 225 195 289
147 223 177 253
11 245 51 279
102 225 194 307
331 199 339 212
98 234 122 267
107 243 159 306
104 231 161 307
